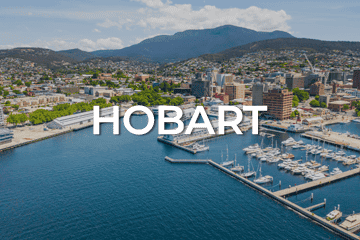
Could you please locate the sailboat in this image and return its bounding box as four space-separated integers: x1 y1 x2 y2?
221 146 234 167
254 164 273 184
192 139 209 152
241 155 256 178
231 154 244 172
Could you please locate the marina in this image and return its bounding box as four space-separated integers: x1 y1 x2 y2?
164 156 360 240
274 168 360 197
2 114 360 240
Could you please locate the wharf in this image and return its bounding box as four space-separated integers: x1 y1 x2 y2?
164 156 208 163
157 125 252 154
306 201 326 211
261 124 308 133
164 156 360 240
301 131 360 152
158 137 197 154
274 168 360 197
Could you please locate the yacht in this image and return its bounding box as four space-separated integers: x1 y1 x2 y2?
310 172 326 181
336 151 346 156
292 167 307 175
254 165 273 184
243 144 260 152
221 148 234 167
344 158 356 165
330 168 342 176
326 206 343 223
340 213 360 233
192 142 209 152
230 154 244 172
259 157 267 162
241 155 256 178
317 165 329 172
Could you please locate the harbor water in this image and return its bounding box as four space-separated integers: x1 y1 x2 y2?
1 115 359 239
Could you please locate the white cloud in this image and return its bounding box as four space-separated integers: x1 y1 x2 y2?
133 33 167 44
132 0 165 8
140 5 291 32
93 28 101 33
96 3 291 33
0 37 125 52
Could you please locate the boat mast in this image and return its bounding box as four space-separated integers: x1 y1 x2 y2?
226 145 229 162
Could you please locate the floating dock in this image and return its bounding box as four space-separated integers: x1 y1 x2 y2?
274 168 360 197
165 156 360 240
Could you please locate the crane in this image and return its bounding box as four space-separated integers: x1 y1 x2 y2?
303 53 315 73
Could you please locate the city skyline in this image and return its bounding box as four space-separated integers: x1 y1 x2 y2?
1 0 359 52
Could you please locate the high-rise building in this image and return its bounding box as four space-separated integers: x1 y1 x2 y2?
191 79 211 98
216 74 233 87
224 84 245 100
285 73 304 89
252 83 270 106
310 81 325 96
352 70 360 89
263 89 293 120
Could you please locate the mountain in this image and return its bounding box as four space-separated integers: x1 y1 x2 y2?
0 48 78 68
199 38 360 62
91 25 294 63
57 48 96 61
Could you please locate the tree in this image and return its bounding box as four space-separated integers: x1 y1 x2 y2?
25 81 32 87
343 104 349 110
315 95 319 101
13 80 23 86
13 90 21 94
293 95 299 102
292 100 299 107
292 88 309 102
3 90 9 97
320 102 327 108
309 100 320 107
290 112 296 118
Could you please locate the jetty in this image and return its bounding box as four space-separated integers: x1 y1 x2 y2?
165 156 360 240
157 125 252 154
306 201 327 211
274 168 360 197
301 131 360 152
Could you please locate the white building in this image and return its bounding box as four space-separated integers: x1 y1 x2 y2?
47 107 123 129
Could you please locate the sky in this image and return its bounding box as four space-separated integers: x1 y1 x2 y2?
0 0 359 52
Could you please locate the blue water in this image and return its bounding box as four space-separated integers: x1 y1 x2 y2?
1 116 358 239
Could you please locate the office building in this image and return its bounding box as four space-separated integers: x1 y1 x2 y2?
252 82 269 106
216 74 233 87
310 81 325 96
353 70 360 89
285 73 304 89
224 84 245 100
263 89 293 120
191 79 211 98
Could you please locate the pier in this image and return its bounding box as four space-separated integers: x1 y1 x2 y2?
301 131 360 152
274 168 360 197
157 125 252 154
165 156 360 240
306 201 327 211
164 156 208 163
